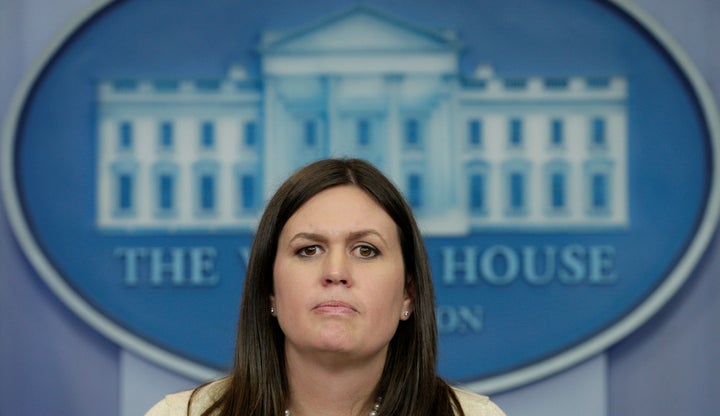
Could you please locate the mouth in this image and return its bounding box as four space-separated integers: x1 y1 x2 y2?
313 300 357 314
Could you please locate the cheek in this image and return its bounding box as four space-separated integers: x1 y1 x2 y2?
273 261 307 308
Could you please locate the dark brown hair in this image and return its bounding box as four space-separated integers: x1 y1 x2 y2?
197 158 463 415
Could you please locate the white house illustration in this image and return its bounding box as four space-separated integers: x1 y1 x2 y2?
96 5 628 235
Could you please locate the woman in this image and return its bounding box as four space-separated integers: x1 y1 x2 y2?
146 158 505 416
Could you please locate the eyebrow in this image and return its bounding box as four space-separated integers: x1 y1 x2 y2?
288 230 388 246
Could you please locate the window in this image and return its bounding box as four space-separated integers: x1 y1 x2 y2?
551 172 566 209
544 161 570 215
467 162 489 215
503 160 530 216
200 175 215 210
587 77 611 89
551 119 563 147
194 162 219 216
510 173 525 210
469 173 486 213
159 122 173 150
119 121 133 151
407 174 422 209
118 174 134 211
153 163 178 216
240 174 255 210
591 173 608 210
584 160 613 216
591 118 607 148
405 119 420 148
545 78 569 90
201 122 215 149
468 119 482 147
304 120 317 147
158 174 175 211
111 161 137 217
244 122 257 147
509 119 523 147
357 119 371 147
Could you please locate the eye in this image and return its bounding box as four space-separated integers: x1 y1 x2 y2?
297 245 322 257
354 244 379 258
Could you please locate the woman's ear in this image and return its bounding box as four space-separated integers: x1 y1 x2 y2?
401 278 414 320
269 295 276 316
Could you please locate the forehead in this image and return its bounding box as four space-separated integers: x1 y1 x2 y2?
281 185 397 234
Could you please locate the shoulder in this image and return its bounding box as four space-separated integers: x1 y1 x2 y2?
452 387 507 416
144 378 229 416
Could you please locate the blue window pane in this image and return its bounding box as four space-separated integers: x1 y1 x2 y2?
200 175 215 210
469 174 485 211
118 174 133 210
201 122 215 148
592 118 606 147
159 174 174 210
245 122 256 147
405 119 419 147
119 122 133 150
551 119 563 146
545 78 568 89
587 77 611 89
304 120 316 147
551 173 565 208
469 119 482 146
357 119 370 146
510 173 525 209
510 119 523 147
592 174 607 208
408 174 422 208
160 122 173 149
241 175 255 209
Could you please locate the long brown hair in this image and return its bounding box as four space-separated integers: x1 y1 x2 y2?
196 158 464 415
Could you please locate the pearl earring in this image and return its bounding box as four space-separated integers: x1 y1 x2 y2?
270 306 276 315
403 310 410 317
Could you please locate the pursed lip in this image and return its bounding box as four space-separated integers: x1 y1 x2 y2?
313 300 357 314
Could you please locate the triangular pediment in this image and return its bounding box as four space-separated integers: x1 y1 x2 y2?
260 5 461 54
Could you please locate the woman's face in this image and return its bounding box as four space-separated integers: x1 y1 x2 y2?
271 185 412 361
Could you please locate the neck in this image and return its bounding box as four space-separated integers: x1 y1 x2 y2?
285 347 386 416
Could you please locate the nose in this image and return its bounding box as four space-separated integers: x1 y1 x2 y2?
321 249 352 287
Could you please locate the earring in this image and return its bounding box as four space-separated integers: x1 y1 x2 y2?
403 310 410 317
270 306 276 315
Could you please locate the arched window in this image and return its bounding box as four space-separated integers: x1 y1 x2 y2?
407 173 423 209
466 161 490 215
235 164 260 214
502 160 531 216
544 160 570 216
584 159 614 216
153 162 179 218
193 161 220 217
111 160 138 218
357 118 371 147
